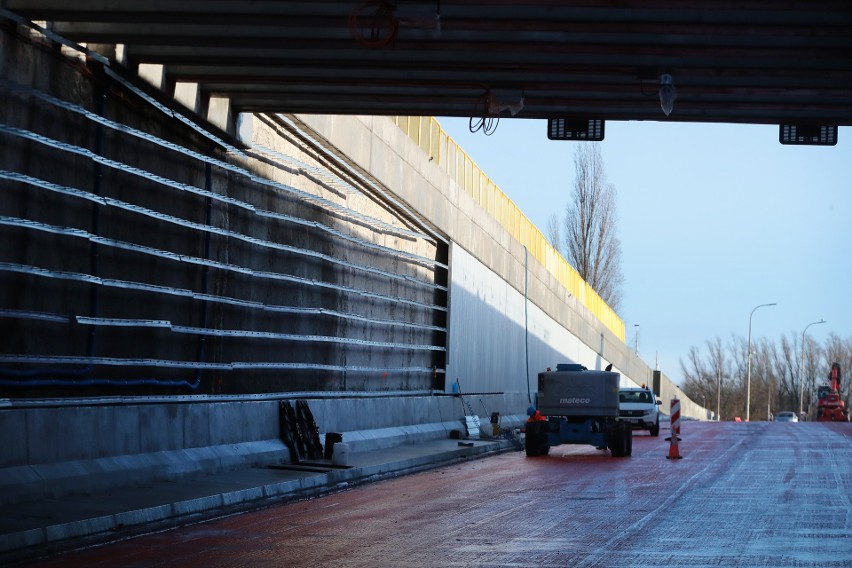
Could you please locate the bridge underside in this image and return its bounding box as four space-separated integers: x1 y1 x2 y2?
3 1 851 130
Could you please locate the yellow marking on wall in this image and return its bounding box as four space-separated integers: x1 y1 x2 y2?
392 116 625 342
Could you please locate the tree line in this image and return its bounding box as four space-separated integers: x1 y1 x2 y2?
537 143 848 423
680 332 851 421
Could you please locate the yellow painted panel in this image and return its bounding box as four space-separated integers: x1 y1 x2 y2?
465 156 473 198
439 134 448 172
419 118 430 152
430 118 441 161
393 116 625 342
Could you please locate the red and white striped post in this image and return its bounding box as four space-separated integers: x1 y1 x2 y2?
671 398 681 436
666 397 683 459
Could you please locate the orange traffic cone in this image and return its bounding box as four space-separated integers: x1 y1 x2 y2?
666 435 682 460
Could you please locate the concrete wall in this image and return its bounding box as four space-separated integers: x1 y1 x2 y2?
0 393 527 506
294 114 683 397
448 242 602 394
1 25 445 396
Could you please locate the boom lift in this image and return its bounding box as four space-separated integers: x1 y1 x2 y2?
816 362 849 422
525 364 632 457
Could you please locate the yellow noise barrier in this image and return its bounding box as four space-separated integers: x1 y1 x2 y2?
392 116 625 342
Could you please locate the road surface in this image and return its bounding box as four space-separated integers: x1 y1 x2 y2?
28 421 852 567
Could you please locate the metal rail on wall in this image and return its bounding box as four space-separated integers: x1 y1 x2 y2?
0 260 444 331
0 28 447 391
0 212 445 311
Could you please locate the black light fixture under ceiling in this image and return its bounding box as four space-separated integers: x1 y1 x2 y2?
487 89 525 117
659 73 677 116
547 119 605 141
779 124 838 146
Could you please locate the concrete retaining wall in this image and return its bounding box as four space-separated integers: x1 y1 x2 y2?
1 25 445 396
0 393 527 506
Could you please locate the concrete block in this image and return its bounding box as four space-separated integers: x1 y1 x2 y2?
137 63 165 91
34 460 88 492
139 404 185 453
306 400 329 432
222 486 264 507
209 444 246 469
114 504 173 528
102 454 144 481
331 442 350 466
0 465 41 505
172 495 223 517
174 81 200 113
0 527 44 554
184 404 211 449
0 409 28 467
26 407 80 463
295 474 330 493
110 406 142 457
206 96 232 136
209 402 273 445
179 446 217 471
148 449 183 474
262 480 296 499
44 515 116 542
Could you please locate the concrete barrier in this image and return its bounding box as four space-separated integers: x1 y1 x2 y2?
0 393 529 507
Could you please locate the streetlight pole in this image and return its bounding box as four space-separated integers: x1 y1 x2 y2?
799 319 826 416
634 324 639 356
746 302 776 422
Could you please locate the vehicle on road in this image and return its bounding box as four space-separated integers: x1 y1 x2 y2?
775 411 798 422
618 386 662 436
816 363 849 422
525 364 632 458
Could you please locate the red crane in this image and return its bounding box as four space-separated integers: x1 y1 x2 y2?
816 363 849 422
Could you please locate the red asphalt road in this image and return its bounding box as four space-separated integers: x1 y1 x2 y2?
28 421 852 568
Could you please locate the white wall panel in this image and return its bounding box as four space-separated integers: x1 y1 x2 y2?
447 243 639 397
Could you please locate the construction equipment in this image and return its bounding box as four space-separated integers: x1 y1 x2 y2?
525 364 631 458
816 362 849 422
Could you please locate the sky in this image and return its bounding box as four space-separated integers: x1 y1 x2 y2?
436 117 852 386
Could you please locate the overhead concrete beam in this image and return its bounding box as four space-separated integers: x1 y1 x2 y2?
137 62 165 91
206 95 233 137
173 81 200 114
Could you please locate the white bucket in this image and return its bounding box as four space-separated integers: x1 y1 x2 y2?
332 442 350 466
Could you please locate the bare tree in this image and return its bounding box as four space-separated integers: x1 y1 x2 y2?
770 334 798 412
681 337 734 420
681 332 850 421
563 144 624 312
681 346 712 397
800 334 823 414
545 212 562 253
761 339 779 420
707 337 729 419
